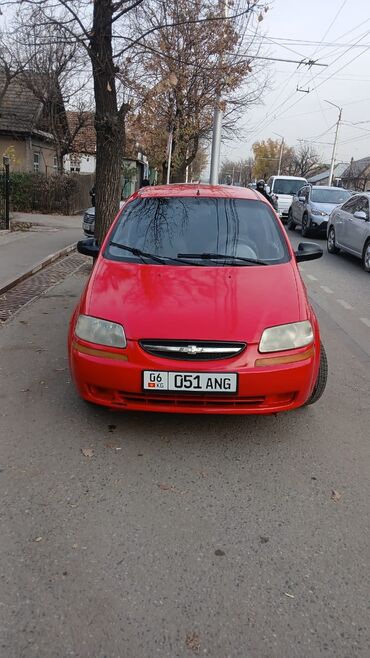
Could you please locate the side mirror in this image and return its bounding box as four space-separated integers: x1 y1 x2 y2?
294 242 323 263
77 238 100 258
298 196 306 203
353 210 368 221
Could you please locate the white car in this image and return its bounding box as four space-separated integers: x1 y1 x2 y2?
266 176 308 222
327 192 370 272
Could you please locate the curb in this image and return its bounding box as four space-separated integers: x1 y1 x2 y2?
0 242 78 296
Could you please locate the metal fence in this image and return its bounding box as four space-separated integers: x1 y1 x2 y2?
0 162 10 230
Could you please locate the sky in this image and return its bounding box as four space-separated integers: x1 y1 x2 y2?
220 0 370 168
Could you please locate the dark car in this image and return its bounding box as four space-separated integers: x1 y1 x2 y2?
288 185 351 237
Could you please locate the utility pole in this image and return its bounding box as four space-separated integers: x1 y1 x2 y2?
325 100 342 187
273 132 284 176
209 0 228 185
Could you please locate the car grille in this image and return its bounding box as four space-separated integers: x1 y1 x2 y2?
139 340 246 360
117 391 266 409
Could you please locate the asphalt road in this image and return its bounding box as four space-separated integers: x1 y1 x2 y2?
0 231 370 658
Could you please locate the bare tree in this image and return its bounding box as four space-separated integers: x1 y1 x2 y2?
291 143 323 178
0 0 269 242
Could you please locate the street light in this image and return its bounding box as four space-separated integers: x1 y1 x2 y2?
323 100 342 187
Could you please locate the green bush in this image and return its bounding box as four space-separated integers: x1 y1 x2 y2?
9 173 80 214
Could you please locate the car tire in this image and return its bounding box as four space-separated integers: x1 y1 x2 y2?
305 342 328 406
301 214 311 237
327 226 340 254
362 239 370 273
287 209 296 231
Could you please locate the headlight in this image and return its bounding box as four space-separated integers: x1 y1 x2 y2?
75 315 126 348
259 320 313 353
311 209 327 216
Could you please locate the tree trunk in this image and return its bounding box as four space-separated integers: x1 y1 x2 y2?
90 0 125 245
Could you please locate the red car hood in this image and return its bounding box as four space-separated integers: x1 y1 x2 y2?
83 258 304 343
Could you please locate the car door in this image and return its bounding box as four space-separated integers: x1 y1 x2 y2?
294 186 309 225
334 196 359 248
345 195 370 255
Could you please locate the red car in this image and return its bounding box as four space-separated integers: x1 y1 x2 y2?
69 184 327 414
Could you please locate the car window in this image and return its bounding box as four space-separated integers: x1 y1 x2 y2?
342 197 359 213
106 196 290 266
272 179 306 195
355 196 369 218
311 188 351 204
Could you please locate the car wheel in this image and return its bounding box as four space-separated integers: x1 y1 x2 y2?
362 239 370 273
301 214 311 237
287 208 296 231
305 342 328 406
327 226 340 254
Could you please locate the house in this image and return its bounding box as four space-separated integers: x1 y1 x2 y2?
63 111 96 174
308 163 349 186
341 157 370 191
0 71 58 175
64 110 152 196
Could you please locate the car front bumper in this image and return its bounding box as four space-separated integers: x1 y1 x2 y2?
309 216 328 233
69 338 320 414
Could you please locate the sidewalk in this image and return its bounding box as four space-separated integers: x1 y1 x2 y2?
0 212 83 294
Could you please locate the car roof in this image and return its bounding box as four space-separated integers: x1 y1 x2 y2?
271 175 307 180
137 183 261 200
311 185 348 190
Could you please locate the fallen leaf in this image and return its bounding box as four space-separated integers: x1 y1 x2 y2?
214 549 225 556
199 471 207 478
20 388 30 393
137 452 144 457
186 632 200 653
72 543 78 549
105 442 119 449
260 536 269 544
81 447 94 458
34 536 42 543
284 592 295 599
331 489 342 502
158 483 176 491
108 424 116 432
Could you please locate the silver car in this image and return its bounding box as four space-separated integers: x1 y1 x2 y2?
288 185 351 237
327 192 370 272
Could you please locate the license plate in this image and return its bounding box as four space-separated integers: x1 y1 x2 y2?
83 222 92 231
143 371 237 393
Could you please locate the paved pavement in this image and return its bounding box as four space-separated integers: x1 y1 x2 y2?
0 230 370 657
0 212 83 292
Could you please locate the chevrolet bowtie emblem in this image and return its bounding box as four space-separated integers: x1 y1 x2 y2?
180 345 204 354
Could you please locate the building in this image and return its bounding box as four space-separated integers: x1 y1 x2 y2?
308 163 349 187
340 157 370 191
63 111 96 174
0 71 58 175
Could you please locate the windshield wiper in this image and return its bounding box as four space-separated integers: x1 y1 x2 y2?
177 252 268 265
109 242 203 265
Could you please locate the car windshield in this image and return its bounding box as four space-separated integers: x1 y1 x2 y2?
273 179 306 195
106 196 290 266
311 188 350 204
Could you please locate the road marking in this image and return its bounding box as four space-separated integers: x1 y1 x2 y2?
360 317 370 328
337 299 353 310
320 285 334 294
306 274 317 281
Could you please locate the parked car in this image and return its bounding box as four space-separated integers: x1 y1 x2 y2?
69 184 327 414
327 192 370 272
82 201 125 236
288 185 351 237
266 175 307 222
83 207 95 236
